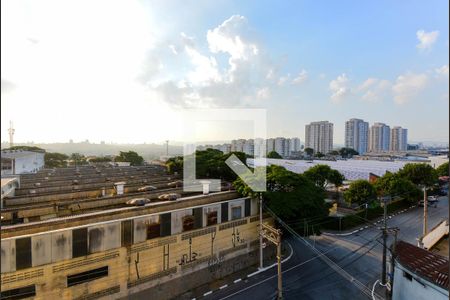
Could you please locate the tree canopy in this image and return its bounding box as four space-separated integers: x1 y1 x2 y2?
339 147 359 158
267 151 283 159
397 163 438 187
166 149 249 181
304 148 314 156
234 165 328 221
344 179 377 205
436 162 449 177
303 164 345 189
374 172 421 202
4 146 45 152
115 151 144 166
69 153 87 166
44 152 68 168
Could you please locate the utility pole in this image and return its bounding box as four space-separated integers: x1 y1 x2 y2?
388 228 399 299
8 121 15 148
165 140 169 156
381 196 388 287
259 193 264 269
422 186 428 235
261 223 283 299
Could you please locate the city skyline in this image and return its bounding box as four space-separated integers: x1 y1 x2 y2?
1 0 448 144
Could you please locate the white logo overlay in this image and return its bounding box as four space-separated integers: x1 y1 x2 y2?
182 109 267 192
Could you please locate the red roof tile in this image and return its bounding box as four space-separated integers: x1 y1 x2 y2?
396 241 449 290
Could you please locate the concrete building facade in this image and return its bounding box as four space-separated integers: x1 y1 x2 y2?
305 121 334 154
369 123 390 152
1 150 45 175
345 118 369 154
390 127 408 152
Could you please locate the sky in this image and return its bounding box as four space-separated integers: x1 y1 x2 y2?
1 0 449 145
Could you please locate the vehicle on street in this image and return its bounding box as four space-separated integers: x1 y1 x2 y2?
126 198 151 206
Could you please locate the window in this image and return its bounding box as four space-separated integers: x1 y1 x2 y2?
231 206 242 220
72 228 88 258
221 202 229 222
245 199 251 217
206 211 218 226
121 220 133 247
67 266 109 287
0 285 36 300
15 237 32 270
146 222 161 239
160 213 171 237
403 271 413 281
182 215 195 232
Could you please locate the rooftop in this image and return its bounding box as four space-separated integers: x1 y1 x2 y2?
396 240 449 290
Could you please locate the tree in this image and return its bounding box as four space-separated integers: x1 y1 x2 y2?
115 151 144 166
234 165 328 221
315 152 325 158
304 148 314 156
339 147 359 158
44 152 68 168
344 180 377 205
374 172 421 202
436 162 449 177
4 146 45 152
267 151 282 159
303 164 345 189
329 150 340 156
166 156 183 174
89 156 112 163
397 163 438 187
70 153 87 166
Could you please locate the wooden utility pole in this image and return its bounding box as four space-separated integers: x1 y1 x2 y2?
381 196 389 287
261 223 283 299
388 227 399 299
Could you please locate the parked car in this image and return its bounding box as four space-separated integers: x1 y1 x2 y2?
158 193 180 201
138 185 157 192
126 198 151 206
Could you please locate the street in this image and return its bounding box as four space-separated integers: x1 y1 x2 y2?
204 196 448 300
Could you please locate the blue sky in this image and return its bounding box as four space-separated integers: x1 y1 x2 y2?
1 0 448 144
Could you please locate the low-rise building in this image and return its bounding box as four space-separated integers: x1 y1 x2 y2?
1 150 45 175
392 241 449 300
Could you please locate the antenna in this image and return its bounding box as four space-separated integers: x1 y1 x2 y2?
8 121 15 148
165 140 169 156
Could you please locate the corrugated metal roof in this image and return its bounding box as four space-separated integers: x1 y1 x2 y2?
396 241 449 289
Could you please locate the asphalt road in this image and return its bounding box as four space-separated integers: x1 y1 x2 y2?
206 195 448 300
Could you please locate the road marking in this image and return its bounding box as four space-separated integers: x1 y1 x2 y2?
233 278 242 283
203 291 213 296
219 284 228 289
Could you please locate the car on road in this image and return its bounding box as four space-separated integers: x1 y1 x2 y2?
418 197 438 207
138 185 157 192
126 198 151 206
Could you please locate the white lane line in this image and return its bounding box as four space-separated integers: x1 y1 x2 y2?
203 291 213 296
219 284 228 289
233 278 242 283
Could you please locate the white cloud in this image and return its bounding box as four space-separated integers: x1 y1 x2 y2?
435 64 449 77
278 75 290 86
257 87 270 99
357 78 391 102
392 72 428 104
292 69 308 85
329 73 350 103
416 30 439 51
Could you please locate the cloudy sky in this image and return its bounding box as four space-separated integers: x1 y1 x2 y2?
1 0 448 144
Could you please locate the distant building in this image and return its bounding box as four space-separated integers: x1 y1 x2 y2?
345 118 369 154
274 137 287 157
392 241 449 300
253 138 266 157
289 138 301 154
242 139 254 156
390 127 408 152
266 138 275 153
369 122 390 152
1 150 45 175
231 139 245 152
305 121 334 154
407 144 420 151
217 144 231 154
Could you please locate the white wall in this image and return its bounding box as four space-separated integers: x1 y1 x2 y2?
392 263 449 300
